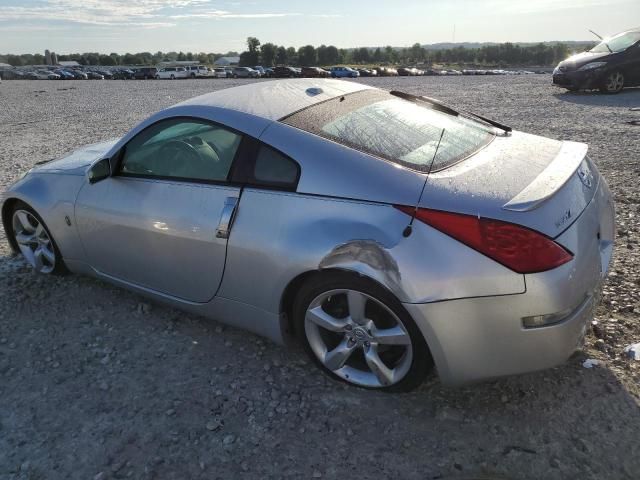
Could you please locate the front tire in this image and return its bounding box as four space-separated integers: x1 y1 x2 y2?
600 70 625 94
293 273 433 392
10 201 67 275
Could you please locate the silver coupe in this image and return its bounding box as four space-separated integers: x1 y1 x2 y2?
1 79 615 391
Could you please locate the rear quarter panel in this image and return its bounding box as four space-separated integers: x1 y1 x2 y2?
219 189 525 314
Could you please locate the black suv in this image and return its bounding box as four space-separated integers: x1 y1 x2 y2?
553 29 640 93
134 67 158 80
273 66 300 78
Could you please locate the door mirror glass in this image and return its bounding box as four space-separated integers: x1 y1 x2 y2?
88 158 111 184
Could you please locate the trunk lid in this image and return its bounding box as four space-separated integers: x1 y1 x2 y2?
417 131 598 238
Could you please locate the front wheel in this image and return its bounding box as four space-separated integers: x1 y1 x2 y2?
10 201 67 275
293 273 433 392
600 70 625 93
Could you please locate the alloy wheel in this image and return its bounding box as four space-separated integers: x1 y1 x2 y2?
12 210 56 274
304 289 413 388
605 72 624 93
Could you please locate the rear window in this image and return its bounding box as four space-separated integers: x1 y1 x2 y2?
282 90 494 172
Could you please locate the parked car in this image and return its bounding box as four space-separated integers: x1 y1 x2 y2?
232 67 260 78
358 69 378 77
34 70 59 80
112 68 135 80
301 66 330 78
263 67 274 78
273 66 300 78
330 66 359 78
53 69 75 80
92 69 112 79
134 67 158 80
397 67 418 76
553 28 640 93
253 66 266 76
69 70 88 80
1 79 615 392
86 71 104 80
212 68 228 78
185 65 210 78
373 67 398 76
156 67 188 80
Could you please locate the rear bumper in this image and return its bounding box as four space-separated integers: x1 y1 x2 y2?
405 290 596 385
405 174 615 385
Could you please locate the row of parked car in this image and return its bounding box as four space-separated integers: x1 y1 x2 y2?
1 64 548 81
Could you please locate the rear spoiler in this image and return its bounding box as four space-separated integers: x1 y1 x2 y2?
502 141 589 212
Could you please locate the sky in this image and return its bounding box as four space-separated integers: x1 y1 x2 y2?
1 0 639 54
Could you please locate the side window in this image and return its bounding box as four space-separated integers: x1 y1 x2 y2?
252 145 299 189
119 118 242 182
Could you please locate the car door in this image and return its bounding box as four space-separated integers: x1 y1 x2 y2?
627 41 640 85
75 117 244 303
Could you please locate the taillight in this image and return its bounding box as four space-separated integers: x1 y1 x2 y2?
395 206 573 274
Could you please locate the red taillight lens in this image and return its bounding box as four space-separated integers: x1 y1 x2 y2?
396 206 573 274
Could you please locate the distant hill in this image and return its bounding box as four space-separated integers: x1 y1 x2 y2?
421 41 596 50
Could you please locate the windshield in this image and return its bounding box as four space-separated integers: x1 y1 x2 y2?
591 31 640 53
282 90 494 172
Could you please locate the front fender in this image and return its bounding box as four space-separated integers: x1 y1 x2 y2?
2 173 87 262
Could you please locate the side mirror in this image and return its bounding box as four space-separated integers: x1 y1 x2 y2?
88 158 111 184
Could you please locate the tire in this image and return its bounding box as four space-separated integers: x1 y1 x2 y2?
9 201 67 275
233 74 238 79
293 272 433 392
170 75 175 80
600 70 625 94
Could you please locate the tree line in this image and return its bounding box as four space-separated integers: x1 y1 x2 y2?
1 39 591 68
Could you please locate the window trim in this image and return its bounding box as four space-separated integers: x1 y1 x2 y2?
111 115 300 191
112 116 246 186
230 137 301 192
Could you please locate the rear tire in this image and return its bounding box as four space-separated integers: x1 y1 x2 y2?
9 201 67 275
293 272 433 392
600 70 625 94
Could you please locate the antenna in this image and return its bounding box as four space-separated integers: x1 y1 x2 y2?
588 29 603 40
405 128 446 232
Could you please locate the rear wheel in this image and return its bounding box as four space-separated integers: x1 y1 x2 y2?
170 74 175 80
600 70 625 93
293 273 433 392
10 201 66 275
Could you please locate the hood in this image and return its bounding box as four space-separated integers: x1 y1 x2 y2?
34 138 120 175
557 50 611 70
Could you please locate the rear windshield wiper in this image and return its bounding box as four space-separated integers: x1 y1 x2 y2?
390 90 512 134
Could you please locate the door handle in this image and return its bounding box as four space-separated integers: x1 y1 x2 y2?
216 197 238 239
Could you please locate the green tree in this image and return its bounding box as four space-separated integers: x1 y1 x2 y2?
297 45 317 66
324 45 340 65
410 43 424 63
276 46 288 64
260 43 277 66
99 54 116 65
353 47 370 64
286 47 297 65
240 37 261 66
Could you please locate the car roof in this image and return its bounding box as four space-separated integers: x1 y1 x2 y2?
176 78 374 121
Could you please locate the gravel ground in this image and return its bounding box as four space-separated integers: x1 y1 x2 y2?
0 76 639 480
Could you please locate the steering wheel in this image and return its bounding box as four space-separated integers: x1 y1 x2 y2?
156 140 201 176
